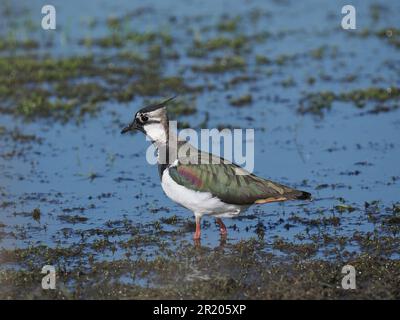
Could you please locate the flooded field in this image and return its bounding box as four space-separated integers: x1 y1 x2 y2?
0 0 399 299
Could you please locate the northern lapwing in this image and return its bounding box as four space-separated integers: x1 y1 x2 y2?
121 97 311 241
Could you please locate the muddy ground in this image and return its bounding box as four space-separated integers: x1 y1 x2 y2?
0 0 399 299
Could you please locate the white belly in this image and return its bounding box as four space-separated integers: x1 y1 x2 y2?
161 168 247 218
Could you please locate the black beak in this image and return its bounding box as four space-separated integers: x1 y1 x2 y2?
121 120 140 134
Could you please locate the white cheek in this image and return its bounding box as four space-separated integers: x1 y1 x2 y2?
144 123 166 143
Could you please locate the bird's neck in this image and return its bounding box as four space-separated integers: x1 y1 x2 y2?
145 122 168 146
155 130 178 164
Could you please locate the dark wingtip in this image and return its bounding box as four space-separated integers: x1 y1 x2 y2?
297 191 312 201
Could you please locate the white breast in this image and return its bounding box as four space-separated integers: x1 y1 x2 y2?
144 122 167 144
161 168 247 218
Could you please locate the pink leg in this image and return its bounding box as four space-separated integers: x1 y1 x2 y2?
216 218 227 236
193 216 201 240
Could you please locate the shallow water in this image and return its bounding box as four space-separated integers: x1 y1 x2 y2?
0 0 399 298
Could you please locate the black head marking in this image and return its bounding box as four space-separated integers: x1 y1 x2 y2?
121 96 175 135
138 96 176 114
136 113 148 124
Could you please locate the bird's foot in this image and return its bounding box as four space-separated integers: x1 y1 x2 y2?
193 237 201 247
216 218 227 237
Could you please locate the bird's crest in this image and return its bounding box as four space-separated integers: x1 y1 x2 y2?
139 96 177 113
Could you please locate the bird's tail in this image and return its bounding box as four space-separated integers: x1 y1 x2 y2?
284 189 312 201
254 188 312 204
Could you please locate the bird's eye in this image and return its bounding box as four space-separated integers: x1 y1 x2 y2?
140 115 148 122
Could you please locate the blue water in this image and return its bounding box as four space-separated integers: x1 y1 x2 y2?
0 0 399 260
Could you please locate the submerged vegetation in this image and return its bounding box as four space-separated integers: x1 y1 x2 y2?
0 52 200 122
358 27 400 49
229 94 253 107
1 209 399 299
298 87 400 116
192 55 246 73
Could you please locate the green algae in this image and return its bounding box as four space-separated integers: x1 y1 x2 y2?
227 75 255 87
0 38 39 51
131 75 196 97
299 87 400 116
335 204 356 213
1 192 400 299
339 87 400 107
310 46 325 59
280 77 296 87
32 208 41 222
358 27 400 49
81 30 173 48
0 53 199 121
275 54 295 66
58 214 89 224
229 94 253 107
255 55 271 65
192 55 246 73
0 55 101 121
289 215 341 227
0 14 194 122
167 99 197 116
273 238 318 257
1 237 399 299
193 36 247 51
217 16 241 32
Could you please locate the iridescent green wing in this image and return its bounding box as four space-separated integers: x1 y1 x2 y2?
168 162 294 205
